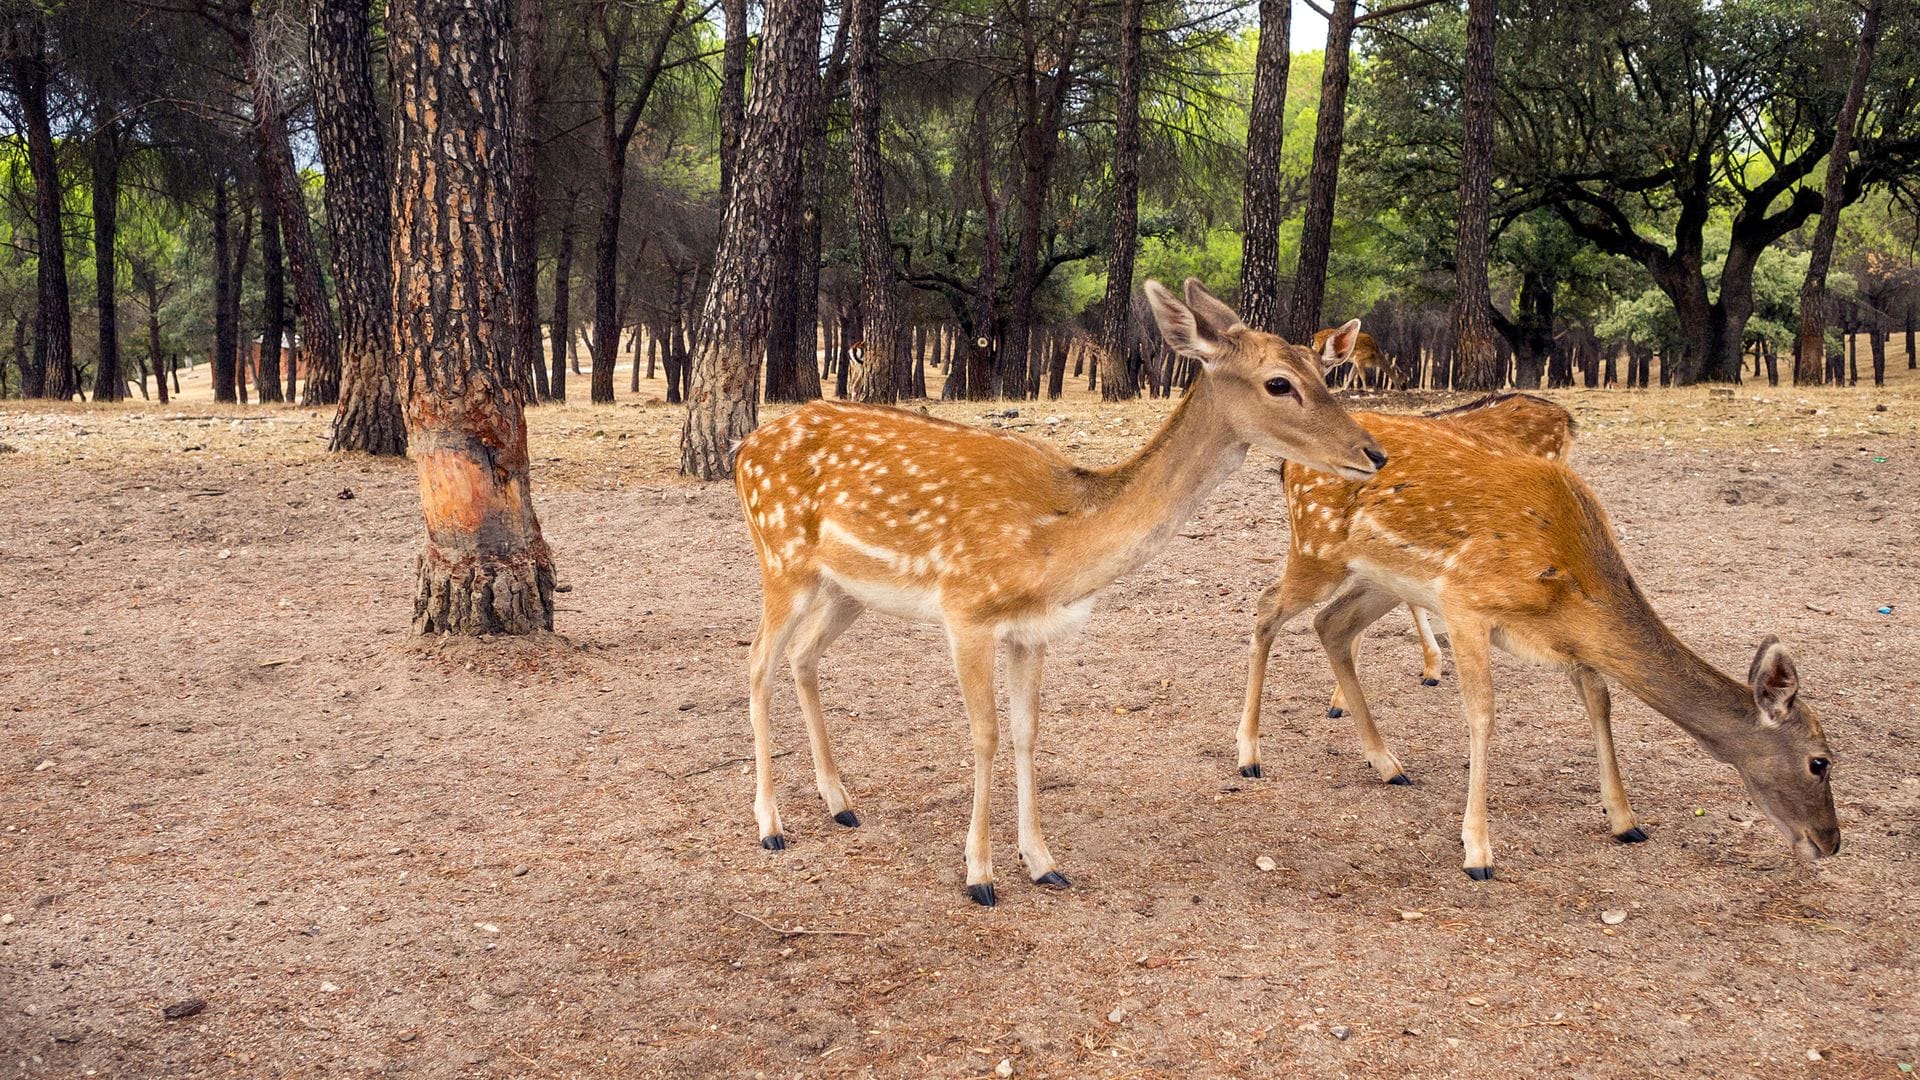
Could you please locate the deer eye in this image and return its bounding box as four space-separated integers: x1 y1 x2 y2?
1264 376 1295 398
1809 757 1830 779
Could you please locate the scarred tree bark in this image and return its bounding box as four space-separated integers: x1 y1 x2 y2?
680 0 827 478
311 0 407 448
1284 0 1356 343
847 0 899 403
1097 0 1142 401
1795 0 1881 385
1449 0 1501 391
5 12 74 399
1237 0 1290 334
391 0 555 634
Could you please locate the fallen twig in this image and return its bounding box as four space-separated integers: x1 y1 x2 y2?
733 909 872 938
69 693 131 716
671 749 792 780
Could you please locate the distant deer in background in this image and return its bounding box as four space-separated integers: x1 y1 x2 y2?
1321 393 1578 716
731 279 1385 905
1236 408 1839 879
1313 327 1405 391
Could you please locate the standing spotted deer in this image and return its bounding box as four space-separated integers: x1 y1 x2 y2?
1321 393 1579 715
1312 328 1405 391
1236 409 1840 878
732 279 1386 905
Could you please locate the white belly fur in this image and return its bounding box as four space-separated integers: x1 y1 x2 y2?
1000 596 1097 647
822 570 945 624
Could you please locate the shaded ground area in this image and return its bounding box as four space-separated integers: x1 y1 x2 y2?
2 384 1917 1077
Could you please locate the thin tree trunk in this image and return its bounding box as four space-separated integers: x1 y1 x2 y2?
256 171 287 402
1795 0 1881 385
510 0 548 402
1871 312 1886 386
848 0 899 404
7 16 73 399
1001 0 1084 400
1238 0 1290 333
680 0 828 477
1285 0 1356 342
212 182 238 403
550 208 576 400
1098 0 1143 402
1449 0 1500 391
90 117 124 402
391 0 555 634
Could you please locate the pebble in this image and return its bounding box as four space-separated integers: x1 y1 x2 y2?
1398 910 1424 922
995 1059 1013 1077
0 913 12 925
475 922 500 934
1807 1048 1823 1062
161 998 207 1020
1254 856 1278 873
1601 909 1628 926
320 982 341 993
1330 1025 1351 1041
512 866 529 878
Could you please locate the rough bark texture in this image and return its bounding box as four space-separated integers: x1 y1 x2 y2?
1000 0 1084 399
679 0 827 478
1448 0 1501 391
1284 0 1356 343
549 209 576 400
1097 0 1142 401
212 181 237 404
238 17 342 406
847 0 900 404
6 14 74 400
390 0 556 634
1795 0 1880 386
256 172 286 403
310 0 408 448
509 0 547 401
1237 0 1290 335
718 0 747 201
90 118 123 402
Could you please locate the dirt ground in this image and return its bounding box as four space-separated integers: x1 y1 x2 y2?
2 370 1917 1078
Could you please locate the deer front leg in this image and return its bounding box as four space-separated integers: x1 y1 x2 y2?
1314 582 1408 785
1413 606 1444 686
1448 614 1497 879
948 626 1001 906
748 587 809 850
1239 564 1342 778
1569 664 1644 843
1006 640 1067 887
788 590 866 827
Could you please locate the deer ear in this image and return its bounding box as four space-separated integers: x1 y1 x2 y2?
1144 280 1225 362
1182 278 1244 339
1318 319 1363 374
1749 636 1799 726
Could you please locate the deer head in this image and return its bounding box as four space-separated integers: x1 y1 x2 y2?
1732 637 1840 859
1143 279 1386 480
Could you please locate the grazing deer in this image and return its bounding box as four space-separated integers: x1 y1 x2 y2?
1313 328 1404 391
1236 409 1839 878
732 279 1386 905
1324 393 1578 714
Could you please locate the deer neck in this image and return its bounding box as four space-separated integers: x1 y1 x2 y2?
1073 378 1248 584
1589 586 1758 765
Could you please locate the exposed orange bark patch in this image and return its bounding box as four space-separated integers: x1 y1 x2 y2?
417 449 491 534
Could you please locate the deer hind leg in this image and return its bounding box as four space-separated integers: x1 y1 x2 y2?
749 582 812 850
1006 640 1067 887
1413 606 1444 686
1569 664 1644 843
1313 582 1410 785
1447 613 1497 879
1240 562 1344 778
787 587 866 827
947 625 1001 906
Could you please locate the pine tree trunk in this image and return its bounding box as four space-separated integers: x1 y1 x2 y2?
7 17 74 400
848 0 899 404
1795 0 1880 385
719 0 748 201
1284 0 1356 343
1448 0 1502 391
391 0 555 635
549 209 575 401
257 173 287 403
212 179 236 403
1001 0 1083 401
90 117 123 402
230 202 253 404
510 0 548 402
1098 0 1143 402
680 0 828 478
1238 0 1290 334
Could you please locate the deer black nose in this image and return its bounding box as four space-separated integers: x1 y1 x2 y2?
1364 447 1388 470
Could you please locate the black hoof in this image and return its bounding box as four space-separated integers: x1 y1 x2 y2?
1034 870 1071 888
1386 773 1412 786
1464 866 1493 881
1240 764 1263 779
1328 706 1346 718
1421 677 1441 687
1614 826 1649 844
832 809 860 828
761 834 786 851
966 883 997 907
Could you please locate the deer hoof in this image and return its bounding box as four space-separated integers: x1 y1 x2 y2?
832 810 860 828
966 883 998 907
1614 827 1649 844
1239 764 1263 779
1386 773 1412 786
1034 870 1071 888
760 834 787 851
1327 706 1346 718
1464 866 1493 881
1421 677 1441 687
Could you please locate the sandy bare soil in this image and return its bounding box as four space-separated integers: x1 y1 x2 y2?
2 379 1917 1078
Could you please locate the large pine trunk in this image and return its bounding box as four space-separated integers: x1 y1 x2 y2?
1097 0 1143 402
391 0 555 634
1448 0 1502 391
847 0 899 404
680 0 828 478
1284 0 1356 343
7 20 74 399
1794 0 1880 385
718 0 748 200
1237 0 1290 334
312 0 407 448
90 117 123 402
1000 0 1083 401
